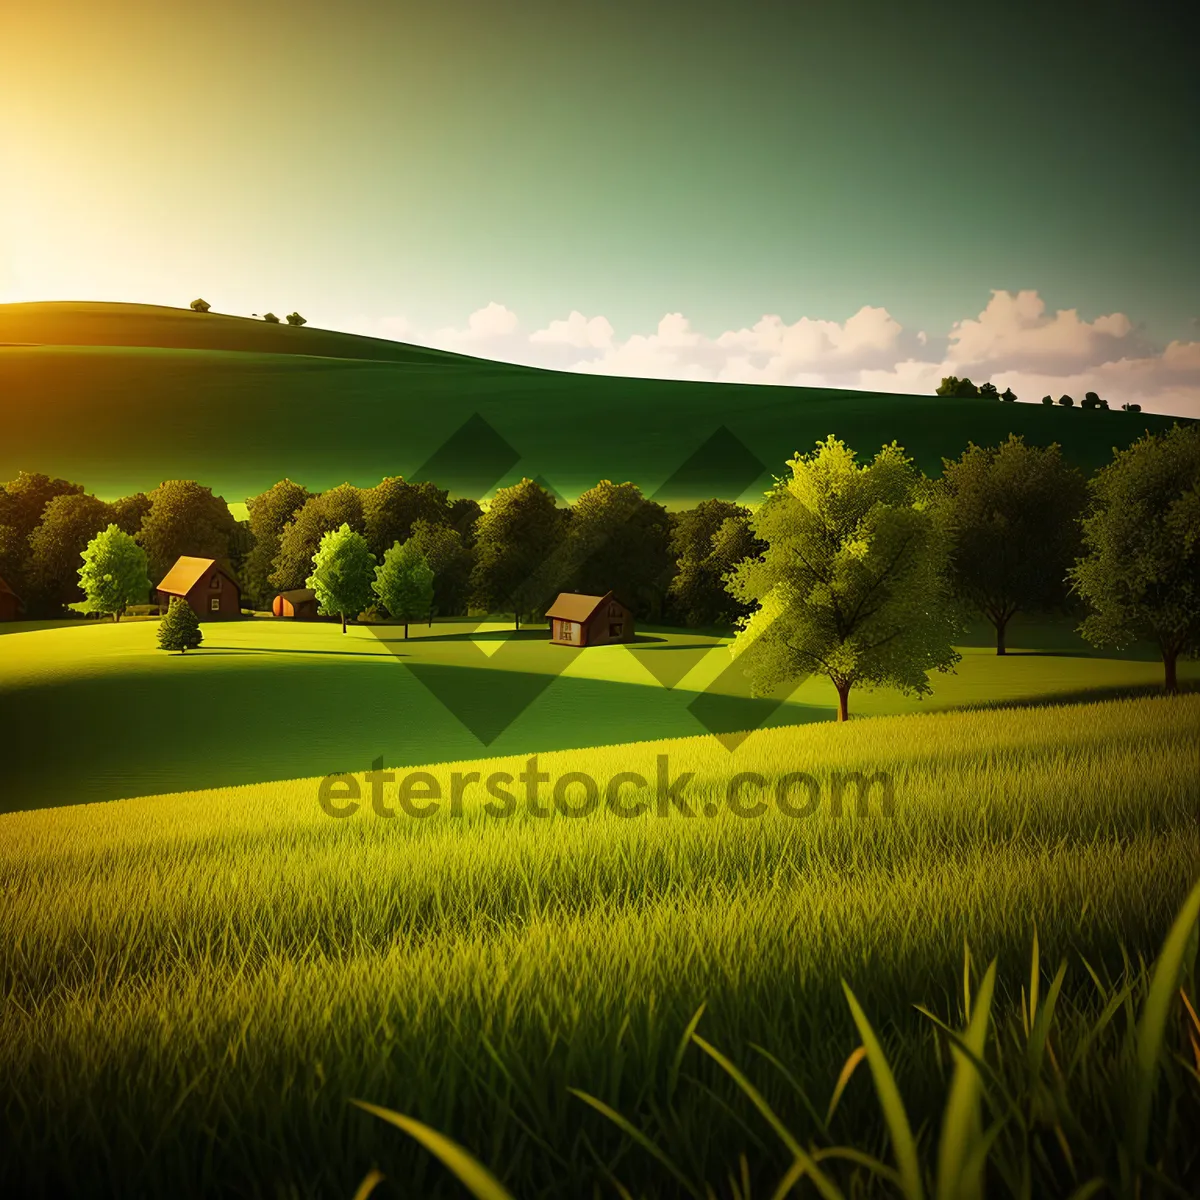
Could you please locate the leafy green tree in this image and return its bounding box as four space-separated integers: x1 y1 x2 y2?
362 477 451 560
728 438 961 721
138 480 240 584
560 480 672 619
243 479 312 608
938 436 1087 653
470 478 565 629
980 382 999 399
1042 395 1054 406
285 312 307 326
189 299 210 312
271 483 365 591
1000 387 1017 403
306 523 376 633
668 499 762 627
261 312 280 323
1069 424 1200 692
936 376 961 396
28 493 114 612
0 471 84 599
954 377 981 398
405 519 473 619
78 525 151 622
157 596 203 652
109 492 151 536
448 497 483 545
373 541 434 638
1058 394 1075 407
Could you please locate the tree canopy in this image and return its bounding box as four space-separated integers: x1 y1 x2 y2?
470 478 565 629
138 480 240 584
306 523 376 633
728 437 961 720
1070 424 1200 691
938 436 1086 653
373 541 435 637
668 499 761 627
78 525 151 622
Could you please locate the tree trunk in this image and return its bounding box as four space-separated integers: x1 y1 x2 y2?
1164 650 1178 694
341 611 347 634
113 611 120 623
515 612 520 631
995 615 1007 656
404 621 409 639
835 681 851 722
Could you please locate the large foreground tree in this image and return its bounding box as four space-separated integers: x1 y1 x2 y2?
728 437 961 721
1069 424 1200 692
939 436 1087 653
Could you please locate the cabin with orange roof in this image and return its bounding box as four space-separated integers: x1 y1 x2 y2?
546 591 633 647
156 556 241 620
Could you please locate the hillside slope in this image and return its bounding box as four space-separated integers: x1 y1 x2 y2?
1 301 1184 503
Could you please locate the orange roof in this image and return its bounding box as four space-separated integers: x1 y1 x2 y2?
276 588 316 603
157 556 238 596
545 591 613 622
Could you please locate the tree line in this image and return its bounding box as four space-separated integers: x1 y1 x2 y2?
2 422 1196 705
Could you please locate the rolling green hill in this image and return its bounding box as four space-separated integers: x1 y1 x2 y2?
1 301 1185 504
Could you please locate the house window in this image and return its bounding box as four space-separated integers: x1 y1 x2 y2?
559 620 576 642
210 597 221 612
609 622 623 638
210 574 221 589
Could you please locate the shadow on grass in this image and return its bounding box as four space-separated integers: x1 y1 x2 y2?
959 678 1191 713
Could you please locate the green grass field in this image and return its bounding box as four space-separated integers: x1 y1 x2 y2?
1 301 1184 503
0 613 1191 811
2 693 1198 1198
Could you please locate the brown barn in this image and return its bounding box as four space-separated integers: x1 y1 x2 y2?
273 588 319 618
0 575 22 622
156 557 242 619
546 591 634 647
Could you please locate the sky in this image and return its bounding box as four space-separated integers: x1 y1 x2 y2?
2 0 1198 414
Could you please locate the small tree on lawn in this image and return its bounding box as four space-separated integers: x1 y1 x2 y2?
1000 387 1017 403
190 298 211 313
78 524 150 621
373 541 434 638
261 312 280 324
980 381 999 399
285 312 307 326
1058 394 1075 407
939 436 1087 653
728 437 961 721
158 597 203 653
1069 424 1200 692
306 523 376 633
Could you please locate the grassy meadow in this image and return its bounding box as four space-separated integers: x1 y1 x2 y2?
2 693 1198 1198
1 301 1183 503
0 613 1192 811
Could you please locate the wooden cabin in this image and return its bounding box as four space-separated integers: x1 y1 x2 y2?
273 588 319 618
546 591 633 647
156 556 241 620
0 575 22 622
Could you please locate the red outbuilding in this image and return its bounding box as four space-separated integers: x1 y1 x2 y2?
546 591 634 647
156 557 242 620
272 588 319 618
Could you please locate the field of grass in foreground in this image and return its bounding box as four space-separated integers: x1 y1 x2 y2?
2 694 1198 1198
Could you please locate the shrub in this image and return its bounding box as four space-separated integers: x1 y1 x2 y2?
261 312 281 324
189 298 211 313
1058 394 1075 407
285 312 307 327
157 597 203 653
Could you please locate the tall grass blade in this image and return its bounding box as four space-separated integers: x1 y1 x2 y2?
351 1101 515 1200
841 982 925 1200
1128 878 1200 1172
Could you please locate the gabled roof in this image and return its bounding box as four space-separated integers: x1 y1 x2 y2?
157 556 239 596
545 591 614 622
276 588 316 603
0 574 21 601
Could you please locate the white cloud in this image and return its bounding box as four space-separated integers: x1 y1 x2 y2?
529 310 614 349
345 291 1200 419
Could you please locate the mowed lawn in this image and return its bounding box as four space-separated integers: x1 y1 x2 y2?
0 613 1190 812
1 695 1198 1198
